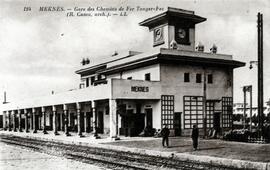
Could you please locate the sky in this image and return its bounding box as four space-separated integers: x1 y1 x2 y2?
0 0 269 105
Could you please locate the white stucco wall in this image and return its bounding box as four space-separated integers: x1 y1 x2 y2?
160 63 233 129
107 64 160 81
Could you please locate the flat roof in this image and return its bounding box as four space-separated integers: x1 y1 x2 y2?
75 51 142 75
77 48 245 75
139 7 206 28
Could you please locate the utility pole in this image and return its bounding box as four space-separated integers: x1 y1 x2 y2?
243 87 247 129
257 13 263 137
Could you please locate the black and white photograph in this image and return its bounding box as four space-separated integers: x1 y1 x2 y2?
0 0 269 169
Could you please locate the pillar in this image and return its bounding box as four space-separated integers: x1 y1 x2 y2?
8 111 11 131
18 109 22 132
3 111 7 130
42 107 48 134
64 104 70 136
84 112 87 133
12 110 17 132
52 106 59 135
243 87 247 129
38 113 41 130
30 110 33 131
92 101 100 139
76 103 83 137
60 112 64 131
109 99 119 140
24 109 29 133
32 108 37 133
249 86 253 132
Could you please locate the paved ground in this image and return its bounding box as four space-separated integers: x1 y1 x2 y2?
1 130 269 165
0 141 104 170
106 137 270 163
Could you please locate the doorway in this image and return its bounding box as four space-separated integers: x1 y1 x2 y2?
97 111 104 133
174 112 181 136
145 108 153 129
213 112 221 133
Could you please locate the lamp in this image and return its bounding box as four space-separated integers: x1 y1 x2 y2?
249 61 258 69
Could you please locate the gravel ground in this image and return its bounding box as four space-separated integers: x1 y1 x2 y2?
0 142 105 170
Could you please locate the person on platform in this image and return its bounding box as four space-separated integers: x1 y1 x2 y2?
161 125 170 147
191 124 199 151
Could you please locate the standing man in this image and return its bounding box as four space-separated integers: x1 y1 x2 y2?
191 124 199 151
161 124 170 147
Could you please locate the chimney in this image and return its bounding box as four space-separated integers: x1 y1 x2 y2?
3 91 7 104
196 42 204 52
210 44 217 54
85 58 90 64
112 51 118 57
169 39 178 49
81 58 86 65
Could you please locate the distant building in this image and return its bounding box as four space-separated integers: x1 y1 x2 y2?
1 7 245 138
233 101 270 117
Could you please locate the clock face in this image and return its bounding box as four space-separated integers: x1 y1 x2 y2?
155 29 162 41
177 28 186 39
153 27 164 46
175 27 189 45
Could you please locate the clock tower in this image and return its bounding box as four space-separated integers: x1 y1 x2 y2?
139 7 206 51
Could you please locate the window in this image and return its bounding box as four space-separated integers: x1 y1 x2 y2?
145 73 151 81
196 74 201 83
183 96 203 129
86 78 89 87
222 97 233 128
161 95 174 129
206 101 215 128
127 77 132 80
208 74 213 84
184 73 190 82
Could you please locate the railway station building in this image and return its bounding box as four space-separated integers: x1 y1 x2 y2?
1 7 245 139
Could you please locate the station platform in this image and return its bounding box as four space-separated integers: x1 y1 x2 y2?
0 130 269 170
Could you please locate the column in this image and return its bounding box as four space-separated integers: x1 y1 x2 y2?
18 109 22 132
92 101 100 139
76 103 83 137
39 113 42 130
52 106 59 135
8 111 12 131
60 112 63 131
3 111 7 130
109 99 119 140
64 104 70 136
30 110 33 131
84 112 87 133
24 109 29 133
42 107 48 134
32 108 37 133
12 110 17 132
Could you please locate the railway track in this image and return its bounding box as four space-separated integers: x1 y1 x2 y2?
0 134 245 170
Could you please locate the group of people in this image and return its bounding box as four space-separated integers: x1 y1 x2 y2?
161 124 199 151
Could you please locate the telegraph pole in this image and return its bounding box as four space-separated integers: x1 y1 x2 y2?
243 87 247 129
257 13 263 137
249 86 252 131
